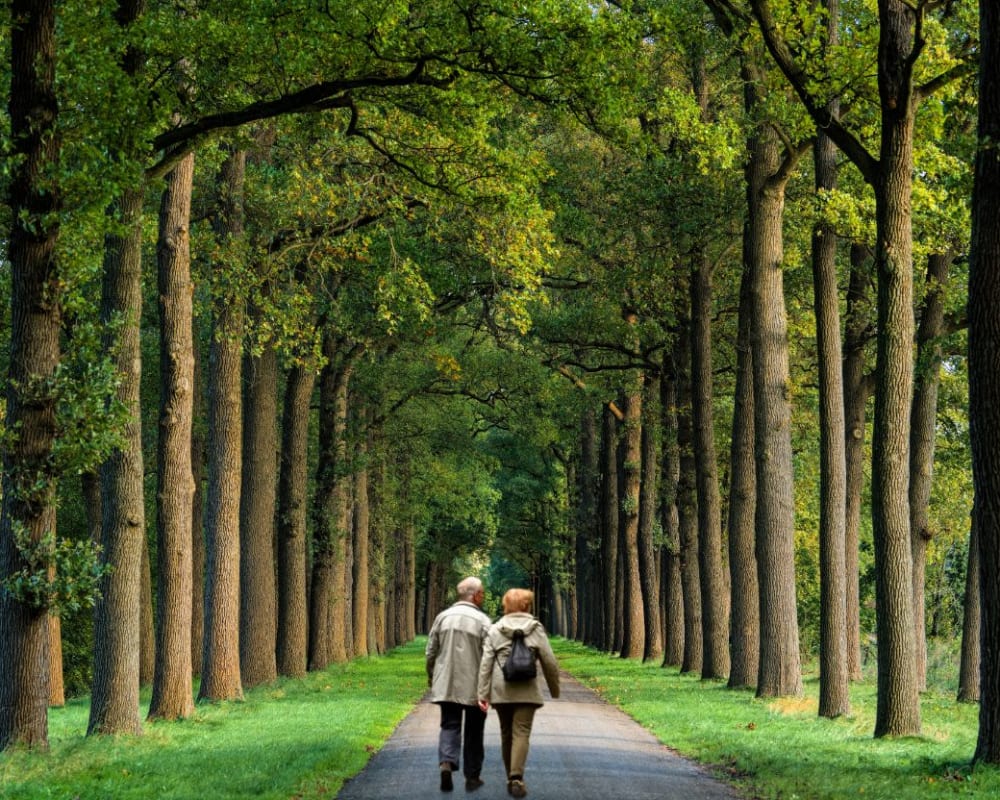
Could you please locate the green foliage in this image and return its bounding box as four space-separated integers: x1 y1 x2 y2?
0 525 110 615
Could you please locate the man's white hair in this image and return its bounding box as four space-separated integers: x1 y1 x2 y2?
457 576 483 600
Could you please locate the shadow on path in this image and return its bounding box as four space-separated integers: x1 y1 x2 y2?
336 672 742 800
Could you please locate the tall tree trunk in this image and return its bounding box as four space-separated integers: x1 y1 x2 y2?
277 365 315 677
149 151 195 721
0 0 60 750
957 505 980 703
909 252 952 692
309 338 356 668
813 67 850 716
639 375 663 662
352 427 371 659
198 149 246 703
576 408 601 647
240 334 279 688
619 350 645 660
90 183 146 736
89 0 147 740
368 427 386 656
843 242 874 682
676 324 703 675
601 405 621 652
744 60 802 698
660 357 685 668
970 0 1000 760
190 330 206 677
691 253 730 680
727 260 759 690
869 1 921 736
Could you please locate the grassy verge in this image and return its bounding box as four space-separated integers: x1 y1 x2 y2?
553 638 1000 800
0 640 428 800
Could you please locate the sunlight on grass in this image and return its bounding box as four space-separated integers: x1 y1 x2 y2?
0 642 428 800
552 638 1000 800
4 637 1000 800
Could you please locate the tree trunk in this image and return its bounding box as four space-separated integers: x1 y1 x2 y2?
639 375 663 662
691 253 730 680
191 330 206 678
240 334 279 688
909 252 952 693
199 149 246 703
727 260 759 690
0 0 60 750
352 428 371 658
309 337 355 668
813 84 850 716
601 405 621 652
89 0 147 741
140 537 155 687
277 365 315 677
660 356 685 668
970 0 1000 760
870 1 921 736
957 505 980 703
576 407 601 647
619 358 645 660
676 323 703 675
368 430 387 656
149 151 196 721
89 183 146 737
843 242 874 682
744 63 801 698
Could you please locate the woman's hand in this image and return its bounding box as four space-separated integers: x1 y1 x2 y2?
478 699 490 712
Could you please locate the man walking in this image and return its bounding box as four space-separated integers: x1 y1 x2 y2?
426 576 492 792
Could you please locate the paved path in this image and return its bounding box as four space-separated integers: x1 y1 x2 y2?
337 673 742 800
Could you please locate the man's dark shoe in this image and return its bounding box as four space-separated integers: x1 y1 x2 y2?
465 776 485 791
440 763 454 792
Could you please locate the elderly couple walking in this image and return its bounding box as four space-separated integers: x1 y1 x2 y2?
425 577 561 798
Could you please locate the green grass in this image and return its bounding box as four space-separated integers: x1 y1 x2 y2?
5 637 1000 800
553 638 1000 800
0 640 428 800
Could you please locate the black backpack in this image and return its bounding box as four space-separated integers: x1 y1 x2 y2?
501 629 537 682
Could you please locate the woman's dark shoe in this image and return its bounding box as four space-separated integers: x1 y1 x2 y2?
508 776 527 797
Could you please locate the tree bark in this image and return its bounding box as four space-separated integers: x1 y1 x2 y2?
971 0 1000 760
869 1 921 736
240 333 279 688
0 0 60 750
149 151 196 721
675 322 703 675
727 261 758 690
619 355 645 660
660 356 685 668
744 60 801 698
89 183 146 737
277 364 315 677
957 505 980 703
600 405 621 652
190 330 206 677
198 149 246 703
909 252 952 692
843 242 874 682
89 0 148 737
352 418 371 659
813 61 850 715
639 375 663 662
691 253 730 680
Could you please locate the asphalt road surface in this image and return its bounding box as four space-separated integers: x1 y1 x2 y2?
336 672 743 800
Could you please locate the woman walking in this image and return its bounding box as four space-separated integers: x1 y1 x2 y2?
477 588 560 798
